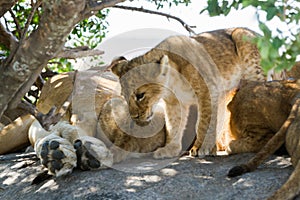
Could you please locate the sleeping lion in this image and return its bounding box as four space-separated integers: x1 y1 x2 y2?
28 70 167 176
227 79 300 200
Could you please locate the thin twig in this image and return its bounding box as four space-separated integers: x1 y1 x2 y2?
3 16 9 30
8 9 21 38
88 0 127 9
113 5 197 35
21 0 42 39
84 0 126 17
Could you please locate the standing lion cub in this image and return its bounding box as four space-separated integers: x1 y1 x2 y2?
110 27 266 158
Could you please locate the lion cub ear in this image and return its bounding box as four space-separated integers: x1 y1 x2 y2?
154 55 170 85
159 55 169 77
109 56 128 77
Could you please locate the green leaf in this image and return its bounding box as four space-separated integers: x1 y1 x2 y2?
259 22 272 38
260 44 270 60
206 0 222 16
268 46 279 59
242 0 259 8
266 7 278 20
272 37 283 49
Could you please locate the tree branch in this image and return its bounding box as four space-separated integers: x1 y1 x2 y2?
0 0 17 17
21 0 42 39
8 10 22 38
0 22 18 50
82 0 126 18
56 46 104 59
113 5 197 35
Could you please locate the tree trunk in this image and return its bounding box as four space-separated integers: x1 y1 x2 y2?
0 0 85 119
0 0 127 120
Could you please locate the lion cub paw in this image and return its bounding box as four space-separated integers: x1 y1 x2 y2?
189 144 217 157
35 135 77 177
73 136 113 170
153 144 181 159
189 146 199 157
197 144 217 157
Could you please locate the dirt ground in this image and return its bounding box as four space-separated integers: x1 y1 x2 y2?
0 150 297 200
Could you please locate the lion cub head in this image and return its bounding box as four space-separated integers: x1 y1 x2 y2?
110 54 170 126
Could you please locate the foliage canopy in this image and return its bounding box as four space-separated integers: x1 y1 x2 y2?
202 0 300 72
2 0 298 72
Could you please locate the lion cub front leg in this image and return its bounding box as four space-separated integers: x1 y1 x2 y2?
153 102 188 159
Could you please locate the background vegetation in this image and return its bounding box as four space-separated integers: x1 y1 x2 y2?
0 0 299 121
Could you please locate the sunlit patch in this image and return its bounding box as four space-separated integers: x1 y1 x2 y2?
196 159 213 164
54 82 63 88
179 156 194 161
3 172 20 185
88 186 98 193
126 188 136 193
264 156 292 168
50 74 69 83
125 176 144 187
143 175 162 183
36 179 58 192
160 168 178 176
125 175 162 188
195 175 214 180
170 161 180 166
232 178 254 187
134 161 161 171
216 151 229 156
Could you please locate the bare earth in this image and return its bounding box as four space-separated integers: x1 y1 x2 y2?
0 150 297 200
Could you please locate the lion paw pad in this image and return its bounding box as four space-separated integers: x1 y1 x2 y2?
40 141 66 172
74 139 101 170
36 136 77 177
73 137 113 171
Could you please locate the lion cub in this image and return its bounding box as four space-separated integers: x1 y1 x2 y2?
28 71 166 176
227 79 300 200
111 28 266 158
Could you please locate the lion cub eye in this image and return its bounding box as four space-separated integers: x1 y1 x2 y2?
135 92 145 102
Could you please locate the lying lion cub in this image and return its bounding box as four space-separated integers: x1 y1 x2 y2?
227 79 300 200
28 70 166 176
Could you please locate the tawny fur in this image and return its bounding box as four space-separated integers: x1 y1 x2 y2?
226 80 300 154
28 71 167 176
227 79 300 200
111 28 266 158
40 71 166 160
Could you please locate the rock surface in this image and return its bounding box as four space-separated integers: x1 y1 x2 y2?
0 151 297 200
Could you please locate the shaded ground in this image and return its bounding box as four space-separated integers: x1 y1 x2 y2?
0 151 296 200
